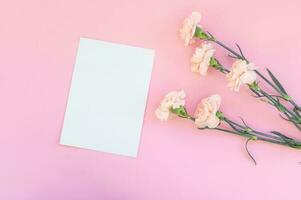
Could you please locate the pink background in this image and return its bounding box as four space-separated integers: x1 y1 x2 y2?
1 0 301 199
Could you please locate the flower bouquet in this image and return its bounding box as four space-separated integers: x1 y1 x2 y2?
156 12 301 164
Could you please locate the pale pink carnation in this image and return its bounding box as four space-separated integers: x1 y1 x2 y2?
226 60 257 92
180 12 202 46
155 90 186 121
194 94 221 128
191 43 215 75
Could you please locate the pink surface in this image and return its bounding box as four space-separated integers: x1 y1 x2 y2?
1 0 301 199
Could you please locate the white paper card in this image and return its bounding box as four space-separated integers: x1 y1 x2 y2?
60 38 155 157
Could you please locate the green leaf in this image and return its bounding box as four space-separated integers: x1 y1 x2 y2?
245 138 257 165
266 68 288 96
271 131 301 148
271 131 291 140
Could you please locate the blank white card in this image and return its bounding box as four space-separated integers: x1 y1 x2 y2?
60 38 155 157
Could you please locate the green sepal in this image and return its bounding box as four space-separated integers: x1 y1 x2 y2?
171 106 188 118
209 57 220 68
216 111 225 120
248 81 260 92
194 26 210 40
266 68 290 100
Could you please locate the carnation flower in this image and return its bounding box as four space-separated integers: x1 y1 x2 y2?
226 60 257 92
191 43 215 75
180 12 202 46
194 94 221 128
155 90 186 121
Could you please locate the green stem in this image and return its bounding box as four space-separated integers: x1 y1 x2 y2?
211 127 288 146
185 112 301 149
290 100 301 112
220 114 301 149
226 118 284 141
210 39 246 61
254 70 283 95
258 90 301 130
